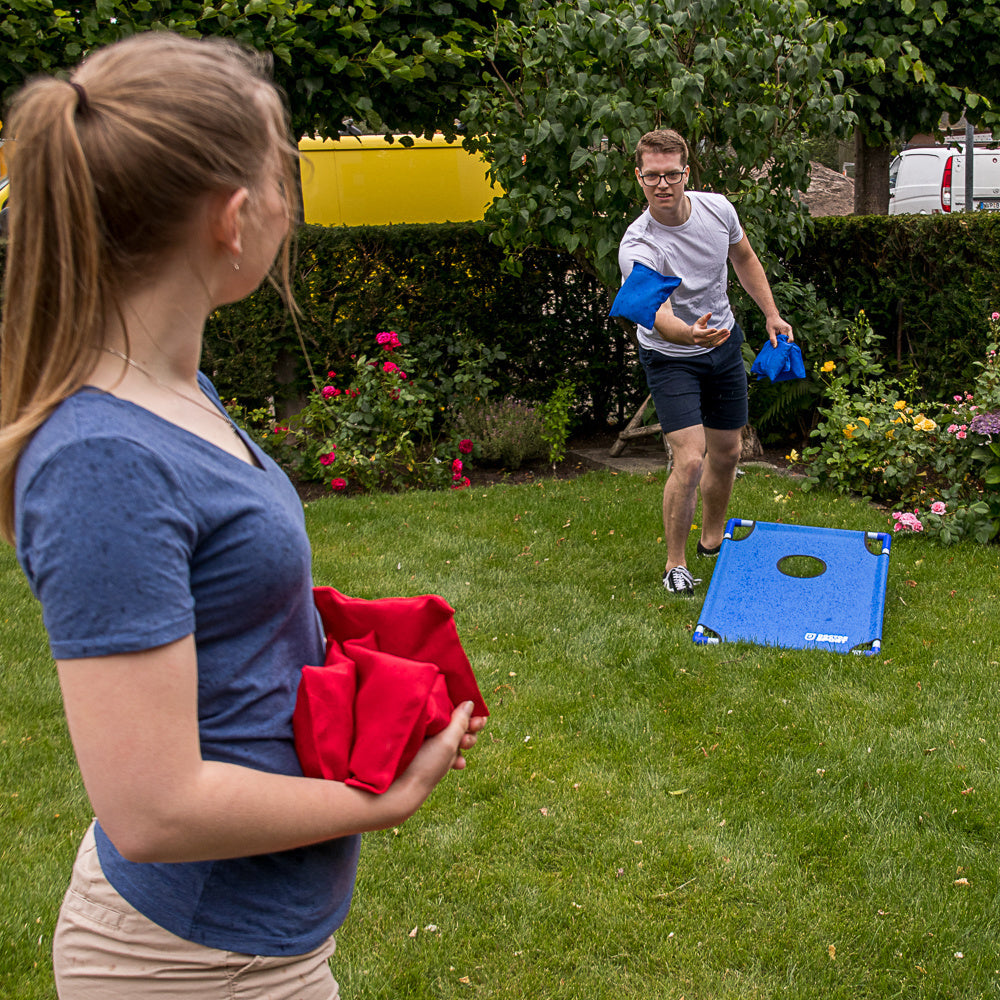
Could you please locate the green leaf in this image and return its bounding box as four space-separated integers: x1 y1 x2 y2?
625 25 650 49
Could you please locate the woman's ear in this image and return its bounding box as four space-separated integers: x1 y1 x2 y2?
211 187 250 258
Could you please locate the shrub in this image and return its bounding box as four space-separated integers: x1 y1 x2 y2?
802 311 1000 544
539 381 576 466
741 278 856 445
242 330 489 493
451 397 547 470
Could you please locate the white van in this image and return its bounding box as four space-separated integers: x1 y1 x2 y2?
889 145 1000 214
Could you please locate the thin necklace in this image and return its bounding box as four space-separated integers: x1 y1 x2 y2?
102 347 240 435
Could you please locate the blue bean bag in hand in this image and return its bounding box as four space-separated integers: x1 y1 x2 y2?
609 262 682 330
750 333 806 383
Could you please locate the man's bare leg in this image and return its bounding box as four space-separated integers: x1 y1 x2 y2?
697 426 743 551
662 424 708 573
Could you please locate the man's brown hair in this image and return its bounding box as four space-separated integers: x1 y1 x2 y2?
635 129 689 170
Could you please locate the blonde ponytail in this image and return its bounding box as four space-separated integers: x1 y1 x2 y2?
0 77 104 543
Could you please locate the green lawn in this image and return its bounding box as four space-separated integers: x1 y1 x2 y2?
3 465 999 999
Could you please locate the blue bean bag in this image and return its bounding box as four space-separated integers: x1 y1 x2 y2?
750 333 806 382
609 262 682 330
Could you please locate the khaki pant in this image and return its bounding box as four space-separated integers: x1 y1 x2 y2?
54 824 340 999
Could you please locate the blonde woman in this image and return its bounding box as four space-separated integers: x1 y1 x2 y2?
0 31 484 1000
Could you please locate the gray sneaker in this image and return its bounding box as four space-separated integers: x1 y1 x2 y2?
662 565 701 595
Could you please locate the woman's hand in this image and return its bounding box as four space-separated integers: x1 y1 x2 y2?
382 702 488 821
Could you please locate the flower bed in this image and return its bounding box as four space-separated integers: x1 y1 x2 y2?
802 311 1000 544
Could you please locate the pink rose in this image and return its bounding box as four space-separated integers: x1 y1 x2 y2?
992 312 999 321
321 385 336 399
319 451 336 466
383 361 399 374
376 331 401 351
931 501 946 515
452 458 463 476
954 395 963 403
450 477 471 490
459 439 473 454
957 430 967 439
327 370 337 378
330 478 347 492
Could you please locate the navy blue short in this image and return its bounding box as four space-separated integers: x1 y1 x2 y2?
638 325 748 434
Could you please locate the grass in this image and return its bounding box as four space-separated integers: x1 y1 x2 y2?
3 464 1000 998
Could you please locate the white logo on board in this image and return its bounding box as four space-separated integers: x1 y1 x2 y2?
804 632 848 643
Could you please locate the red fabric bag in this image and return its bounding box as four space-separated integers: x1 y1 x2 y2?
293 587 489 794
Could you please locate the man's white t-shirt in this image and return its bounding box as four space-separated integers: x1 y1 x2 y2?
617 191 744 358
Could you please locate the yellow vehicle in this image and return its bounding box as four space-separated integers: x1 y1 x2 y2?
0 133 497 236
298 133 499 226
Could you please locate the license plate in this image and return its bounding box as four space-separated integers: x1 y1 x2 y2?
977 199 1000 211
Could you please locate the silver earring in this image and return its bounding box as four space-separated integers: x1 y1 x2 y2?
233 260 241 271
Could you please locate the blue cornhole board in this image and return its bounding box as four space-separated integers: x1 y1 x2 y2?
693 519 891 656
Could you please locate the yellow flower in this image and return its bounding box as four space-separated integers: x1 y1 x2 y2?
821 361 835 373
844 424 856 439
859 416 870 427
914 416 937 432
885 429 895 440
893 400 907 410
786 448 799 463
893 416 906 425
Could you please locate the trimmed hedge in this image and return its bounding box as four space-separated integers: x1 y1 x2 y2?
203 223 643 430
737 213 1000 401
4 213 1000 425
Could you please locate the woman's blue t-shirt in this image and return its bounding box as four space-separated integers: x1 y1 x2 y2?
14 375 360 956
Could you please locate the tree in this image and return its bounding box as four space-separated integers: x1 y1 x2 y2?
0 0 506 140
460 0 853 293
816 0 1000 214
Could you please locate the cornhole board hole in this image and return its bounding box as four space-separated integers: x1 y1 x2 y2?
693 519 891 656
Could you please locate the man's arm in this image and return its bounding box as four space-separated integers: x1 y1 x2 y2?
652 299 731 349
728 235 793 346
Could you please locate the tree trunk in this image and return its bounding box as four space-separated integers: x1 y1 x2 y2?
853 133 892 215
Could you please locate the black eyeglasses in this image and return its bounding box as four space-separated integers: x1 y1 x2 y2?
638 168 687 187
